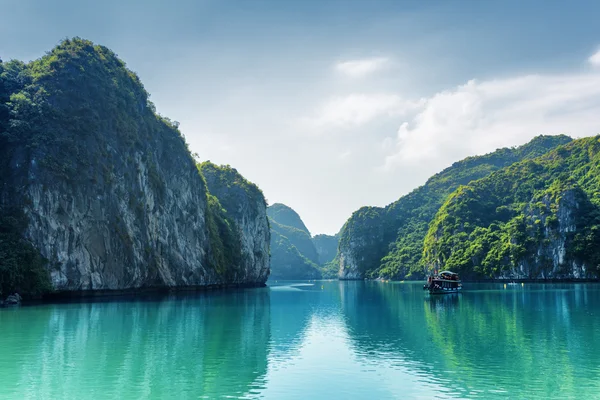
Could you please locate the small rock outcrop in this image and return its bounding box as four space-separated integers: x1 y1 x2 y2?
4 293 22 305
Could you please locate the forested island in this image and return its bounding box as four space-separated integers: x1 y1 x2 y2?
0 38 270 302
335 135 600 281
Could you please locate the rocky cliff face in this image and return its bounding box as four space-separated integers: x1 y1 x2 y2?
312 233 339 265
337 207 386 280
0 38 269 294
199 162 270 283
507 189 590 279
339 252 363 280
20 149 214 291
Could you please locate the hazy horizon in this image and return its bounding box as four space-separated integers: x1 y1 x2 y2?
3 0 600 234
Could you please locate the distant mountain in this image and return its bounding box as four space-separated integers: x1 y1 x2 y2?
268 204 318 264
335 134 573 280
312 234 339 265
267 204 340 280
268 204 321 279
267 203 311 234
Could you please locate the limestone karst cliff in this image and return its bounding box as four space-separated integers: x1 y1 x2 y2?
0 38 270 296
198 162 270 283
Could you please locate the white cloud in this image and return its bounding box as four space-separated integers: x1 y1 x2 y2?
589 49 600 67
338 150 352 160
335 57 389 78
382 71 600 171
308 93 423 128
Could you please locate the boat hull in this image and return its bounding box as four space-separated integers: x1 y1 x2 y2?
427 286 462 295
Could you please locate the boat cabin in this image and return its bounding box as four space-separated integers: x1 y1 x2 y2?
424 270 462 294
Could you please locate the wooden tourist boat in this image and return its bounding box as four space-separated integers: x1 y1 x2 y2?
423 271 462 294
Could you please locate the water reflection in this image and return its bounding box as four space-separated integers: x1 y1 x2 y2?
340 281 600 399
3 282 600 399
0 290 271 399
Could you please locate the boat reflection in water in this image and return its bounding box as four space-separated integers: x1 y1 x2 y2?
423 270 462 294
426 291 460 311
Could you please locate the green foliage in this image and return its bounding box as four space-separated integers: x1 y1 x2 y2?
205 194 242 279
0 210 51 297
267 203 311 234
270 219 318 264
1 37 192 184
424 136 600 278
199 162 266 219
338 135 572 280
0 59 51 297
199 161 270 280
267 203 321 279
269 229 321 280
320 255 340 279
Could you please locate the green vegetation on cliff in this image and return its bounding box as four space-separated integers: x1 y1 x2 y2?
0 38 270 294
199 161 270 281
423 136 600 278
269 227 321 280
199 162 266 219
268 203 311 234
0 57 52 297
338 135 573 280
204 194 243 280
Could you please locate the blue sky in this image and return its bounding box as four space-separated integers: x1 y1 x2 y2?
2 0 600 234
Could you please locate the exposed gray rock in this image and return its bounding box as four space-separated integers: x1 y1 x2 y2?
199 163 270 284
5 293 21 305
500 188 595 280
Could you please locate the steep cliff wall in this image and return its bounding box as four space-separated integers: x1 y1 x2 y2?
424 137 600 279
0 38 269 295
199 162 270 283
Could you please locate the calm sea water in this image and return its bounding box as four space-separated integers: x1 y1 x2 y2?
1 281 599 399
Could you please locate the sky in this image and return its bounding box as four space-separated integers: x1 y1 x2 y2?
2 0 600 234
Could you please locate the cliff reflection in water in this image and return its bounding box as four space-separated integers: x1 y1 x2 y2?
340 281 600 398
0 290 271 399
3 282 600 399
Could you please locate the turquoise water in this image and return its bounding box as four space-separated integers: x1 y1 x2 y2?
1 281 600 399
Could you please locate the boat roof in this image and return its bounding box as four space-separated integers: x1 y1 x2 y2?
439 270 457 275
